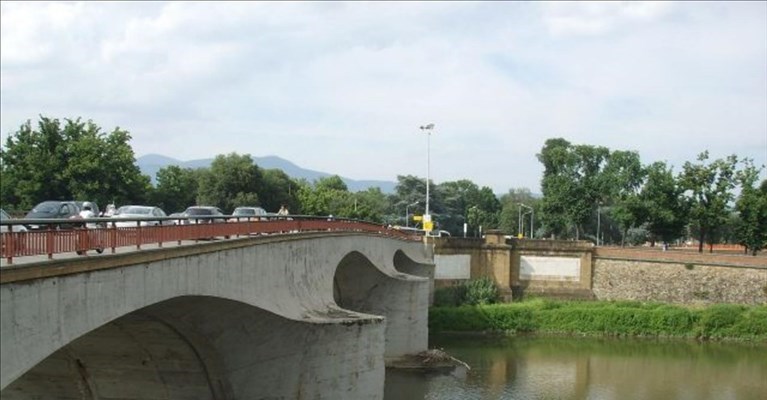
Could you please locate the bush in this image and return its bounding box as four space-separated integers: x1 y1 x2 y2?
464 276 500 305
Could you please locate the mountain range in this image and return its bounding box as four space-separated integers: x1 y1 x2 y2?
136 154 397 193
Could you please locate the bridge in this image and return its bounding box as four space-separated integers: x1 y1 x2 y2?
0 218 435 399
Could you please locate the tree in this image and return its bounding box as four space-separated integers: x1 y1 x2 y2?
679 151 738 252
0 116 150 210
603 150 645 246
734 159 767 255
640 162 688 246
537 138 610 239
297 175 351 217
196 153 262 213
498 188 540 236
259 169 300 214
150 166 201 213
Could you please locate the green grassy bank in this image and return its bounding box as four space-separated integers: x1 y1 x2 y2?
429 300 767 342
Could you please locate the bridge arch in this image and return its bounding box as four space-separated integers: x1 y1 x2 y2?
1 233 433 398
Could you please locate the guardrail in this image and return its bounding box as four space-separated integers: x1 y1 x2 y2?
0 215 419 264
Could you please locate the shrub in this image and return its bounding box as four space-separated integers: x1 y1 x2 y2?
464 276 500 305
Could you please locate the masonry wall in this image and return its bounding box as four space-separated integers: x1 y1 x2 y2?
433 234 766 305
593 259 767 305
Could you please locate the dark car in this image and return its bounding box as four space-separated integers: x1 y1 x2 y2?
182 206 227 224
24 200 81 230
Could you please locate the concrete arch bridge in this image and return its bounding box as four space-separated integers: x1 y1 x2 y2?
0 231 434 399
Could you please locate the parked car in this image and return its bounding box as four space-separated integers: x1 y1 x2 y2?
23 200 81 230
168 212 186 225
182 206 227 224
229 206 268 222
111 205 169 227
0 209 27 233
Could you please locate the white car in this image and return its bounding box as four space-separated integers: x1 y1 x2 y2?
111 205 169 228
0 209 27 233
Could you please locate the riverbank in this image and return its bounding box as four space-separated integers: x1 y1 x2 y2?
429 299 767 342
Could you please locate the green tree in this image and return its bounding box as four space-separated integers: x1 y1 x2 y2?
734 159 767 255
196 153 263 213
389 175 431 226
603 151 646 246
498 188 540 236
259 169 300 214
297 175 351 217
679 151 738 252
150 166 201 213
537 138 610 239
640 162 688 246
346 187 388 222
0 116 150 210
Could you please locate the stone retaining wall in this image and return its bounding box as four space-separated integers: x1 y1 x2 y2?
593 259 767 305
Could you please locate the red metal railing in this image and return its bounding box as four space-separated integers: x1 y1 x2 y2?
0 216 418 264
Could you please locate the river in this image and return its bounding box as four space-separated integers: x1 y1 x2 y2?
384 335 767 400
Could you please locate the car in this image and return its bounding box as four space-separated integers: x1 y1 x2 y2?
23 200 81 230
229 206 268 222
182 206 227 224
0 209 27 233
111 205 169 227
168 212 186 225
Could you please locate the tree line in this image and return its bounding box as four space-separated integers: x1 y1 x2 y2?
1 117 765 254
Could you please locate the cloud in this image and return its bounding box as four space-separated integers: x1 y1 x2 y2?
542 1 673 36
1 1 765 194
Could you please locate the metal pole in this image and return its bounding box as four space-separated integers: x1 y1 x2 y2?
531 209 534 239
518 205 522 237
597 204 601 246
426 129 431 217
419 124 434 220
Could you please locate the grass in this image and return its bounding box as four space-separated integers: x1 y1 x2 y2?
429 299 767 342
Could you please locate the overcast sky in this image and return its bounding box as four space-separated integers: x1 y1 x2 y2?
2 1 766 193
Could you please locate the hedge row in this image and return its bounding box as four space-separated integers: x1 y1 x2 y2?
429 300 767 341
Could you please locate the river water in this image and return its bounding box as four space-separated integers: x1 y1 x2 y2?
384 335 767 400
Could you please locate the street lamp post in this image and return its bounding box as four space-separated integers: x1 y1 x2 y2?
419 123 435 224
519 203 534 239
405 201 419 227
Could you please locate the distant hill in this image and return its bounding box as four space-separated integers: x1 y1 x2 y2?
136 154 397 193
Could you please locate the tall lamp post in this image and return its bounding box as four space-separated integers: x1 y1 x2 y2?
419 123 435 226
519 203 534 239
405 201 419 227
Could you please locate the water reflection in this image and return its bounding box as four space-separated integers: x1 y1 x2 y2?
385 335 767 400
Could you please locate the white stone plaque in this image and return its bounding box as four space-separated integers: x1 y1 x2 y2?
520 256 580 281
435 254 471 279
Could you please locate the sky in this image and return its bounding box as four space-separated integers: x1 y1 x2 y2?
2 1 766 194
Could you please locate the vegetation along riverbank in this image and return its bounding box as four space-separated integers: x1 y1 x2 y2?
429 298 767 342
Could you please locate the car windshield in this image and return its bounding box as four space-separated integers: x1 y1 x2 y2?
31 201 60 213
186 208 214 216
116 206 152 215
0 209 10 221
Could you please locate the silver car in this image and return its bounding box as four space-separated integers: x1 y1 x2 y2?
229 206 268 222
1 209 27 233
111 205 169 227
